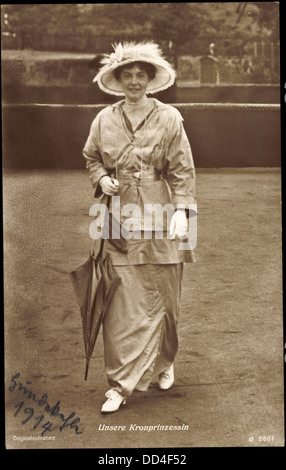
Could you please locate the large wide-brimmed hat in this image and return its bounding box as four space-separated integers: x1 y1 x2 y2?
93 41 176 96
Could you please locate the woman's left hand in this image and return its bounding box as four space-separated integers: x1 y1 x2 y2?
170 209 188 240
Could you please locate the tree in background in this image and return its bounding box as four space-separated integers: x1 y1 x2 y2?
2 3 280 83
3 4 79 35
3 3 279 50
254 2 280 41
148 3 207 65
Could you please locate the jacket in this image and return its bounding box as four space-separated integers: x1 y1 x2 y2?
83 98 196 232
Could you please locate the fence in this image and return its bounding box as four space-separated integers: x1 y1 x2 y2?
2 30 279 64
2 103 281 170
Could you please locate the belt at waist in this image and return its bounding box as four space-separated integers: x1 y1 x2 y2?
117 169 163 184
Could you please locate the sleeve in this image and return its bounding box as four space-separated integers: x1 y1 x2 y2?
164 107 196 210
83 113 109 198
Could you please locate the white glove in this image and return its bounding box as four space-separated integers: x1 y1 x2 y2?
170 209 188 240
99 175 119 196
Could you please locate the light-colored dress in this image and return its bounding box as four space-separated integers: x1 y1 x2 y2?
83 97 196 396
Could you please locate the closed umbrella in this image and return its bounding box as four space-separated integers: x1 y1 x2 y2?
70 194 127 380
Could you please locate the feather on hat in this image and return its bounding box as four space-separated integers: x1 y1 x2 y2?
93 41 176 96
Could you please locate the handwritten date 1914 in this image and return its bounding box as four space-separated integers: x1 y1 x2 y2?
9 373 83 435
14 401 53 436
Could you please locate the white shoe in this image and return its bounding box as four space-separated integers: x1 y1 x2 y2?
101 389 126 413
158 364 174 390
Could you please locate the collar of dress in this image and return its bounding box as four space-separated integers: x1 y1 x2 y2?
111 97 170 114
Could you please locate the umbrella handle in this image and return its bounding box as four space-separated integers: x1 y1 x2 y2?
94 173 115 260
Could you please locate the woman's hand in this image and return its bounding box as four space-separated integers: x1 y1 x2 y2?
170 209 188 240
99 175 120 196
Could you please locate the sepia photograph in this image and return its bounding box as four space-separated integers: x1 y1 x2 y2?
2 2 283 452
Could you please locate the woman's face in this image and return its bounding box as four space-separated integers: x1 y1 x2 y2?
119 64 150 103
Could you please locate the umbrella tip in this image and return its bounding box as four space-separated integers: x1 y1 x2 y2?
85 360 90 380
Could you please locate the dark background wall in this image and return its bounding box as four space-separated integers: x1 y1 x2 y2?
2 83 280 105
2 103 281 169
176 84 280 104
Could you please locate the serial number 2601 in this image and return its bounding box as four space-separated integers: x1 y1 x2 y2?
249 436 275 443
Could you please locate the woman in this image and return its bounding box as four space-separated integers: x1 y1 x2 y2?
83 41 196 413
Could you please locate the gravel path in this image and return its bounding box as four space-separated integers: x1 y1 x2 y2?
4 168 284 449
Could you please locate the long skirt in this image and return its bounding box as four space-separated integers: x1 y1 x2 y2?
102 263 183 396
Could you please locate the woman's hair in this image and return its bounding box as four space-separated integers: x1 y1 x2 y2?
114 61 156 81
